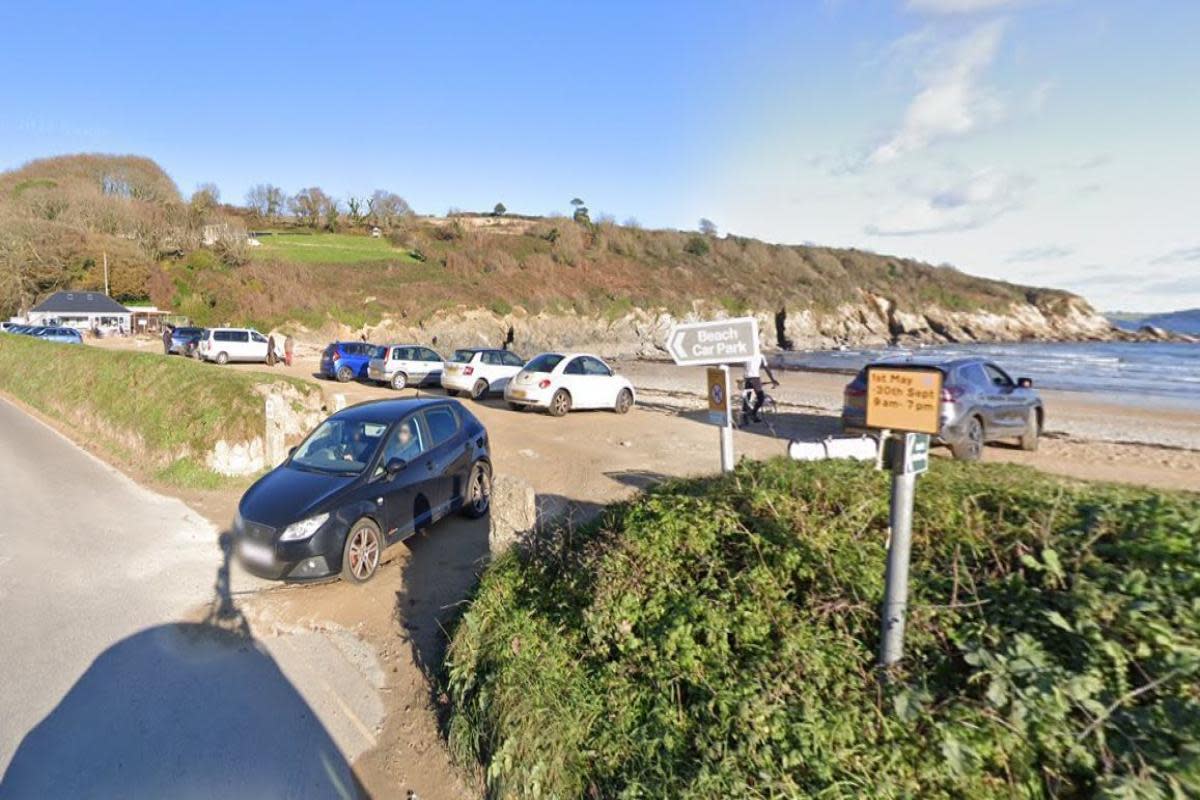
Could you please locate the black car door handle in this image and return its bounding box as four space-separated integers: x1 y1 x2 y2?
426 461 434 471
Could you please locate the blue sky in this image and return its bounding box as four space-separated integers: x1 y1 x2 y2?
1 0 1197 312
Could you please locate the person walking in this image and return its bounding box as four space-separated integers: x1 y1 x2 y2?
162 324 174 355
267 334 277 367
284 335 294 367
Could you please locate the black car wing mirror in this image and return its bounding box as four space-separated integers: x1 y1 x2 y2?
1017 377 1033 388
385 457 408 477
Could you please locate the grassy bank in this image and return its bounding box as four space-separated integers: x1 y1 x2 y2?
0 335 319 486
445 459 1200 798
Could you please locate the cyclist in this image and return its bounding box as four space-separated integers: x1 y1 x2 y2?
742 352 778 423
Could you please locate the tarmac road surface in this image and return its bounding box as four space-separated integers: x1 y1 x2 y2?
0 398 378 798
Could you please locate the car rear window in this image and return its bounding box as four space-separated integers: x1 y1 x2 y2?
525 353 563 373
424 406 459 447
451 350 476 363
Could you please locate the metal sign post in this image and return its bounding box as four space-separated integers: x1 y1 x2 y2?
707 366 734 472
879 431 930 667
863 365 942 671
666 319 761 474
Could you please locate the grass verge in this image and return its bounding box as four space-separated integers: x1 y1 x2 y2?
0 335 319 486
445 458 1200 798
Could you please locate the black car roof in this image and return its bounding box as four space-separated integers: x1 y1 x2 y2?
330 397 453 423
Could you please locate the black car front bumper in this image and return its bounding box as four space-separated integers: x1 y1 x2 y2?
234 517 347 582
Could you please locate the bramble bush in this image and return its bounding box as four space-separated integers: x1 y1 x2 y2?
444 459 1200 799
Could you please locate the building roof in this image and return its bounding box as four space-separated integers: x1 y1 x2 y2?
31 292 130 315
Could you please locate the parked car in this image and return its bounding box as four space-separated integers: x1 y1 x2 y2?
196 327 271 364
441 348 526 400
32 326 84 345
841 357 1043 461
320 341 378 382
168 326 206 356
233 397 492 584
368 344 445 390
504 352 636 416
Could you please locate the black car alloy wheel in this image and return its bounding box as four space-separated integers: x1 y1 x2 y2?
341 519 381 583
462 461 492 519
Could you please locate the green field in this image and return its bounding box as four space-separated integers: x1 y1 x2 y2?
249 232 419 264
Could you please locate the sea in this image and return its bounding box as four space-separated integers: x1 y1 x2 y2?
778 341 1200 411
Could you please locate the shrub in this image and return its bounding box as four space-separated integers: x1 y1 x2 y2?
684 234 710 256
445 459 1200 799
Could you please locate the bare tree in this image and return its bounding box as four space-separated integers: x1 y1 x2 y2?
368 190 412 229
699 218 718 236
289 187 335 228
190 183 221 214
245 184 285 220
347 196 366 224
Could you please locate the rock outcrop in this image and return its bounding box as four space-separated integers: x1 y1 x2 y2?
336 289 1119 360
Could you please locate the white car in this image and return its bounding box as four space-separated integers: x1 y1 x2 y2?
368 344 445 390
441 348 526 400
196 327 270 364
504 353 635 416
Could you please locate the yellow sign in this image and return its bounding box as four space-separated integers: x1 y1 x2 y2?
865 367 943 434
707 366 730 425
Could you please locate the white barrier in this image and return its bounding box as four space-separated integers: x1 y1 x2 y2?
788 435 879 462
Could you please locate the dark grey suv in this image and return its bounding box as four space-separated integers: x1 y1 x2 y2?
841 357 1043 460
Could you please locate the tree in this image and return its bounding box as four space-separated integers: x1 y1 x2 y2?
347 196 366 224
570 197 585 208
573 205 591 225
245 184 285 220
367 190 412 229
190 183 221 214
324 198 340 232
289 187 335 228
493 202 507 216
699 218 718 236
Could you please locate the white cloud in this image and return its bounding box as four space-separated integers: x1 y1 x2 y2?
869 21 1006 165
906 0 1033 14
1005 244 1073 262
1150 245 1200 265
866 168 1031 236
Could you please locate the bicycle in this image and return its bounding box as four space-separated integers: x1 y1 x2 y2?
736 380 779 428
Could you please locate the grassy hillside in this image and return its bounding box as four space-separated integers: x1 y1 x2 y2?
248 232 420 265
445 459 1200 798
2 154 1086 332
161 222 1079 332
0 334 318 486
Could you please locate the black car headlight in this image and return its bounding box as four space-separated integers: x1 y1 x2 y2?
279 512 330 542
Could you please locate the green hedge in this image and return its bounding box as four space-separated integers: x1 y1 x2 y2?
445 458 1200 798
0 335 317 481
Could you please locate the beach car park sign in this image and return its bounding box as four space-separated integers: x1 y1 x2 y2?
666 317 760 366
865 367 943 435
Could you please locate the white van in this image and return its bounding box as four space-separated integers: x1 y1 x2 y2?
197 328 270 364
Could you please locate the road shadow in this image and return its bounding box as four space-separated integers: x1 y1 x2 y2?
0 533 368 799
393 491 604 716
394 517 491 687
604 469 673 491
670 406 844 443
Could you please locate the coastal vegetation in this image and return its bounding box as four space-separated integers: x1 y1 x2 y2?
445 458 1200 798
2 154 1083 333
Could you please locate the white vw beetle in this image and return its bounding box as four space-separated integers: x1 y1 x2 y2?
504 353 635 417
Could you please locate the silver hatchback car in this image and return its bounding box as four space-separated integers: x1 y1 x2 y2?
841 357 1043 460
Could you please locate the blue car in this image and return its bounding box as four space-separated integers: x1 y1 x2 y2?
33 326 83 344
320 341 379 382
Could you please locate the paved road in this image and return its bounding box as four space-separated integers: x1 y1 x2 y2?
0 399 378 798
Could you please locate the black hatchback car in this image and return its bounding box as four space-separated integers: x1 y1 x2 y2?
234 397 492 583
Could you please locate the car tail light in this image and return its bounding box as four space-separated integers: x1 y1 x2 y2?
538 379 551 389
942 385 966 402
463 366 474 375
